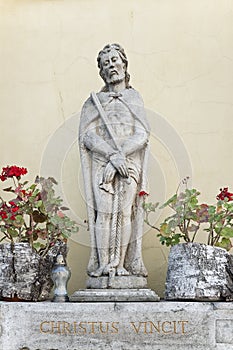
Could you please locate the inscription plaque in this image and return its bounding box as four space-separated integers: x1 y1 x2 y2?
1 301 233 350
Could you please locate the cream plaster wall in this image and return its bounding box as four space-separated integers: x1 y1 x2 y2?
0 0 233 297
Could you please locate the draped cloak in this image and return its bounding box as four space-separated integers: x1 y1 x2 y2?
79 88 150 276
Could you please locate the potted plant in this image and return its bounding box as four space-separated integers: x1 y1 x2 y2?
143 177 233 301
0 165 79 301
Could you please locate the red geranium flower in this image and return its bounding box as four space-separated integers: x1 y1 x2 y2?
11 206 19 213
139 191 149 197
216 187 233 201
0 211 7 220
9 201 19 213
0 165 27 181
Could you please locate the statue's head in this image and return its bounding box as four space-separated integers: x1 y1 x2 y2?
97 43 131 90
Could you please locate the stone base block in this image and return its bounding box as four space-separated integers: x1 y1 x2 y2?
1 301 233 350
165 243 233 301
70 288 160 302
86 275 147 289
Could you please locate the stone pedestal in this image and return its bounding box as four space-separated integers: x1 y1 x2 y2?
70 288 159 302
86 275 147 289
71 274 160 301
1 301 233 350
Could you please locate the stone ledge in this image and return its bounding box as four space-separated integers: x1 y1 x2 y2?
0 301 233 350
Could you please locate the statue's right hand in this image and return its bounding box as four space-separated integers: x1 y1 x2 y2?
110 153 129 178
103 162 116 183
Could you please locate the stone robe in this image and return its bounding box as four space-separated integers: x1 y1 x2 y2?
79 87 150 276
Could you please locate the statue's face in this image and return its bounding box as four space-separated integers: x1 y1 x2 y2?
100 49 126 85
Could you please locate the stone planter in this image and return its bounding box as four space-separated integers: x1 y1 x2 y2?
0 242 67 301
165 243 233 301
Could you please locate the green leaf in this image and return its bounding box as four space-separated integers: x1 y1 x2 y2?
160 194 177 209
189 197 198 208
160 223 171 237
220 227 233 238
168 219 178 229
61 230 71 238
60 206 70 211
208 206 216 215
7 228 18 237
33 242 43 251
39 204 46 215
15 215 24 226
214 226 222 234
144 202 159 212
216 237 232 251
158 235 167 245
32 210 47 223
186 188 200 197
72 225 79 233
35 200 43 208
171 234 181 245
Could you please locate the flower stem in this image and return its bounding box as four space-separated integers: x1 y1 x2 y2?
191 224 200 243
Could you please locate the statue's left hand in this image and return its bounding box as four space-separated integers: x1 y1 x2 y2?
103 162 116 183
109 152 129 178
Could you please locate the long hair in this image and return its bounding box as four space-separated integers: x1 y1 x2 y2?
97 43 131 91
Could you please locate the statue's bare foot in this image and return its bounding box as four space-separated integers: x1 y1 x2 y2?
116 267 130 276
140 266 148 277
89 266 104 277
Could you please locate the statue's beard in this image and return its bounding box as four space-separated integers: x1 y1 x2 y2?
104 74 125 86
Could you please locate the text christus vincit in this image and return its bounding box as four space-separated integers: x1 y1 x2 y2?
39 320 189 335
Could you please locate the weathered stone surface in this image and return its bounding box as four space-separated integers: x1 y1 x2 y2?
0 243 40 300
86 275 147 289
1 301 233 350
70 288 159 302
165 243 233 301
0 242 67 301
